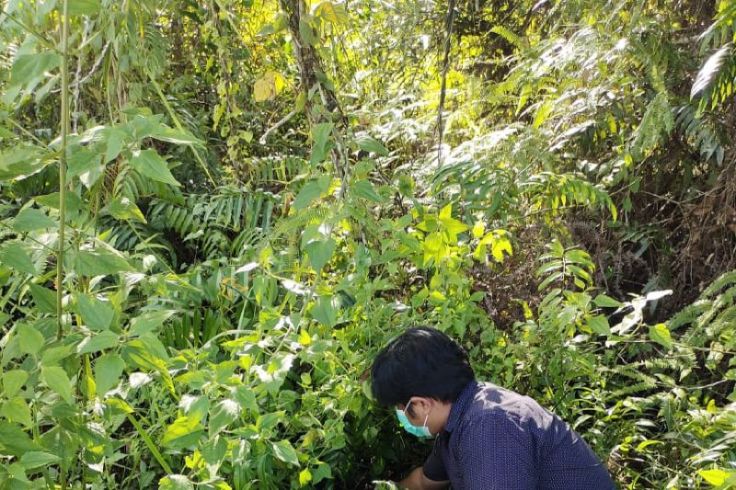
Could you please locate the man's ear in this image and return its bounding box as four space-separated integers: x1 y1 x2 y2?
407 397 433 418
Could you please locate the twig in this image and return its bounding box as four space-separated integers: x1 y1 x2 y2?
259 109 298 144
436 0 457 168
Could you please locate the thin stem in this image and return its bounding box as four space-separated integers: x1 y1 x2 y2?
57 0 70 340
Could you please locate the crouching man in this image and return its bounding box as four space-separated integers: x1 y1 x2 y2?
371 327 616 490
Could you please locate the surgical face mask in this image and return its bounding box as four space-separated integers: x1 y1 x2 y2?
395 400 433 439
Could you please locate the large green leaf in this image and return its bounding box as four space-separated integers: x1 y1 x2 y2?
29 284 57 314
71 247 133 276
208 399 240 435
41 366 74 404
0 422 41 457
310 123 334 164
0 242 36 275
19 451 61 470
129 149 180 187
3 52 61 103
304 238 336 272
77 331 119 354
2 370 29 398
0 148 45 181
76 294 115 331
162 416 204 449
0 396 32 427
271 439 299 466
12 208 56 232
94 353 125 394
294 175 331 210
17 323 45 355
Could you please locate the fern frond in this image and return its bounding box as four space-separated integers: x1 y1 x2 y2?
675 105 725 165
691 44 736 111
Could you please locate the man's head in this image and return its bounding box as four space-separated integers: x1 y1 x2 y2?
371 327 475 435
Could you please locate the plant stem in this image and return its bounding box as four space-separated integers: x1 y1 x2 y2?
57 0 70 340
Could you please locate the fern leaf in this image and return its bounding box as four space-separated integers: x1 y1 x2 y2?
691 43 735 102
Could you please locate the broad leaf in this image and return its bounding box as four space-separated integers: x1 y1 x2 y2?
0 242 37 275
12 208 55 232
77 331 119 354
162 416 204 449
271 439 299 466
17 323 44 355
304 238 335 271
129 149 180 187
77 294 115 331
28 284 56 314
94 353 125 395
41 366 74 404
159 475 194 490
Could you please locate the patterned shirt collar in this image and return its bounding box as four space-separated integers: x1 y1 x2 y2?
444 380 479 433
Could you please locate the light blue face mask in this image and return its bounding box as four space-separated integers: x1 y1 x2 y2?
395 401 433 439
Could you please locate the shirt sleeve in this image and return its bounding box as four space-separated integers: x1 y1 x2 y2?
456 411 537 490
422 437 449 482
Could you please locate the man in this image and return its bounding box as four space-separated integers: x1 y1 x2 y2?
371 327 616 490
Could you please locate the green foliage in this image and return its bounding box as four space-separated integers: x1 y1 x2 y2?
1 0 735 488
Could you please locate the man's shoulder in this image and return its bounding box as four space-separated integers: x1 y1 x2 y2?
459 382 556 431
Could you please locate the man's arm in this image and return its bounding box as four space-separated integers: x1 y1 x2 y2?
398 467 449 490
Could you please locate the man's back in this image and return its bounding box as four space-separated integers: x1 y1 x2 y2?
422 381 616 489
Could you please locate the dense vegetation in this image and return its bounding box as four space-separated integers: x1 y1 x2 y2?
1 0 735 488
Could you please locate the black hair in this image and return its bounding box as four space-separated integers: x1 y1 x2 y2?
371 327 475 409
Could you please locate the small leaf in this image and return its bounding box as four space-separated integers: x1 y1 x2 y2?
649 323 673 349
72 248 132 276
129 149 180 187
352 180 384 202
0 145 48 181
105 196 147 223
77 331 119 354
271 439 299 466
299 468 313 486
587 315 610 335
593 294 622 308
355 135 388 156
158 475 194 490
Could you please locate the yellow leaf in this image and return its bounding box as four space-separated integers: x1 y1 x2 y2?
253 72 286 102
298 329 312 346
699 469 728 486
315 1 348 24
472 221 485 238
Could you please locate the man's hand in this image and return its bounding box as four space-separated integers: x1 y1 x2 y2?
398 467 449 490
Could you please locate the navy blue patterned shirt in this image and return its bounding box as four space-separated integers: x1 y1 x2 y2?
422 381 616 489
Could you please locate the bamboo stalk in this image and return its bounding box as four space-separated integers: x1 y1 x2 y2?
57 0 70 340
